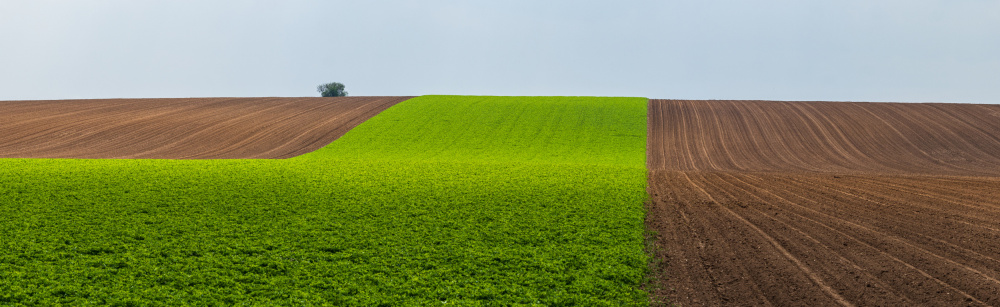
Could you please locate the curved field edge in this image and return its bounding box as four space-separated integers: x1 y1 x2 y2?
0 95 651 305
0 97 412 159
300 95 647 167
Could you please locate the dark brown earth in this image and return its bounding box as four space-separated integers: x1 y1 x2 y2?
647 100 1000 306
0 97 412 159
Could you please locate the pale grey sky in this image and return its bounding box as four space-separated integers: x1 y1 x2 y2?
1 1 998 103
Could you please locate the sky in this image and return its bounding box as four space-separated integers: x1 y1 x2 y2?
1 0 998 103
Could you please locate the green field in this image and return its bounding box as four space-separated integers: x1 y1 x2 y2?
309 95 646 165
0 96 649 305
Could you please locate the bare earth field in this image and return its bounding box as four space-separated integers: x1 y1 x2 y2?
0 97 411 159
647 100 1000 306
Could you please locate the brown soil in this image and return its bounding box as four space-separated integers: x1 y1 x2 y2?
648 100 1000 177
0 97 412 159
647 100 1000 306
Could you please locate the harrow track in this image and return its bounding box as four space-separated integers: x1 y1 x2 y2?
647 100 1000 306
648 100 1000 176
0 97 411 159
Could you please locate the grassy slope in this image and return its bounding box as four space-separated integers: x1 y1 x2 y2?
0 95 648 306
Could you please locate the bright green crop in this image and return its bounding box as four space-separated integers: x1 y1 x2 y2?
304 95 647 166
0 96 649 306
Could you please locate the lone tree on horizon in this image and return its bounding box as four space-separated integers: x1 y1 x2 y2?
317 82 348 97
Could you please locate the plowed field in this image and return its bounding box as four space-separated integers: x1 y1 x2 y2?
647 100 1000 306
0 97 411 159
0 96 650 305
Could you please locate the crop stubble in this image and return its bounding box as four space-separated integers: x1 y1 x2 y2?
0 97 411 159
647 99 1000 306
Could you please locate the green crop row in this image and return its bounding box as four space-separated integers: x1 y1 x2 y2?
305 95 647 166
0 96 649 306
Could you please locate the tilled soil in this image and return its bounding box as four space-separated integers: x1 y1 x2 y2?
648 99 1000 177
647 100 1000 306
0 97 412 159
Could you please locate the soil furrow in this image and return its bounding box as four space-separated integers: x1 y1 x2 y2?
647 99 1000 306
0 97 412 159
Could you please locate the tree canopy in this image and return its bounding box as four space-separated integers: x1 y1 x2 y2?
317 82 347 97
